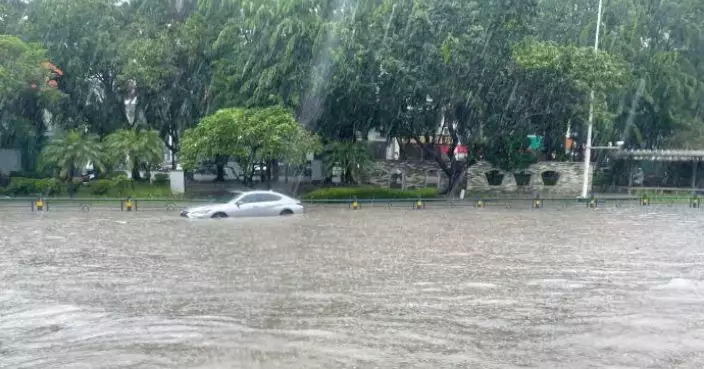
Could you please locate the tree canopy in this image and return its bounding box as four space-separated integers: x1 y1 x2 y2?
180 106 319 185
0 0 702 186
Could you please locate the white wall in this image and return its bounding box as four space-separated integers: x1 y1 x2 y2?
0 149 22 173
169 170 186 194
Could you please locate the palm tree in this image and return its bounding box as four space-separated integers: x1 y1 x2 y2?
105 128 164 180
40 129 105 181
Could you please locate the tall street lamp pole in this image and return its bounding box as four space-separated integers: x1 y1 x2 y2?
581 0 604 198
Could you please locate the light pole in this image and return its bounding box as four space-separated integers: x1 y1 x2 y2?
581 0 604 198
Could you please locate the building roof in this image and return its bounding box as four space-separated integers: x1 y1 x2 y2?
612 149 704 162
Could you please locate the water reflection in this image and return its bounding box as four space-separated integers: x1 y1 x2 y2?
1 207 703 368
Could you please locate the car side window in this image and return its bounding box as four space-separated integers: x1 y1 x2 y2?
237 194 257 204
254 193 282 202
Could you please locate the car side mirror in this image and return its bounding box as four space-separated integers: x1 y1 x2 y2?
235 201 241 207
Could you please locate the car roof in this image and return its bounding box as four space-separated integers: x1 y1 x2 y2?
228 189 292 197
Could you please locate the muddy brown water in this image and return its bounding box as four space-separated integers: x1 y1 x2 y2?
1 207 703 368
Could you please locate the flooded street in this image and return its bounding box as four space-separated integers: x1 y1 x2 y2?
1 206 704 368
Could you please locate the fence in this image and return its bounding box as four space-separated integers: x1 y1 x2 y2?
2 194 703 213
0 197 204 213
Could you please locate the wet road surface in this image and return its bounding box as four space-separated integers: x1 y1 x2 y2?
1 206 703 368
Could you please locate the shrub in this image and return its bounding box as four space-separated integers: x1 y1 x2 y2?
110 176 133 195
87 179 113 195
8 170 43 179
153 173 170 185
303 186 438 200
102 171 129 180
5 177 63 196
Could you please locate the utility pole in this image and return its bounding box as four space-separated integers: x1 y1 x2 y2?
581 0 604 198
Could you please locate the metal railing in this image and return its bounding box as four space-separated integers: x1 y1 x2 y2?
1 194 702 212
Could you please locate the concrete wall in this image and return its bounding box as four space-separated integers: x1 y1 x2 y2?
169 171 185 194
466 161 594 195
0 149 22 174
366 160 447 190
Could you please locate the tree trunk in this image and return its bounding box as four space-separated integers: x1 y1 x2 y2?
131 164 141 181
271 159 279 182
66 164 76 198
265 160 273 189
214 155 228 182
215 164 225 182
344 167 354 184
144 164 152 183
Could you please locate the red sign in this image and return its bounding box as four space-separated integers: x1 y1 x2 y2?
438 145 468 155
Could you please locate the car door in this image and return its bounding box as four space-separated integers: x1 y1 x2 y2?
251 193 283 216
229 194 259 217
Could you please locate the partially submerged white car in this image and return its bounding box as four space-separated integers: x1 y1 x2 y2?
180 190 304 219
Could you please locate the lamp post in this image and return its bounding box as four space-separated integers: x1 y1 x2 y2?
581 0 604 199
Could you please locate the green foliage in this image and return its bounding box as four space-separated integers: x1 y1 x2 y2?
39 130 106 180
8 170 44 179
484 135 538 172
102 171 129 180
322 141 371 184
104 128 164 178
3 0 704 182
304 187 438 200
1 176 171 198
5 177 63 196
181 106 320 181
87 179 113 195
0 35 49 95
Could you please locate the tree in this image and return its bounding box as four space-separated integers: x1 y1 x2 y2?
39 130 105 183
180 106 319 186
210 0 328 112
0 35 49 95
104 128 165 180
0 0 28 35
326 0 540 191
322 141 371 184
0 35 63 169
3 0 703 189
25 0 127 135
117 0 211 168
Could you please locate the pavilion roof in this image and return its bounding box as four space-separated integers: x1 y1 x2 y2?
612 149 704 162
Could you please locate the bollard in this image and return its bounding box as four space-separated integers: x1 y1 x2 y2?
691 196 700 208
532 194 543 209
33 196 47 212
414 198 424 210
587 196 598 209
640 195 649 206
122 197 136 212
476 199 485 208
350 197 360 210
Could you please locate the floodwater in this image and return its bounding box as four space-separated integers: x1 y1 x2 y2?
1 206 703 369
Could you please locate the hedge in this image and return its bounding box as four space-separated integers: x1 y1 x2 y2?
3 177 66 196
0 176 171 198
303 187 438 200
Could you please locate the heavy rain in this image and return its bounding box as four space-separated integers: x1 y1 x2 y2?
1 0 704 368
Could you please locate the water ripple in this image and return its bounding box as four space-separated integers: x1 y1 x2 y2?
1 207 703 368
